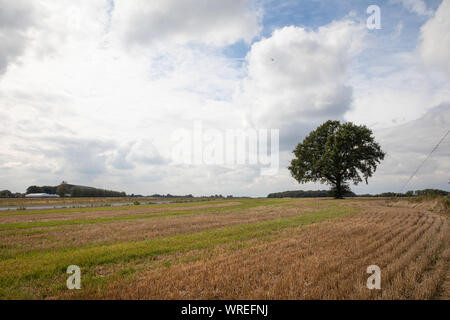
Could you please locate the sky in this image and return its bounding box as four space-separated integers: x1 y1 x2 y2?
0 0 449 196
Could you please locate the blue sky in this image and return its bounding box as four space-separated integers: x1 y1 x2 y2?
0 0 449 196
224 0 441 60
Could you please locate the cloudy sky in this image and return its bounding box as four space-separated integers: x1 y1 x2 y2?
0 0 449 196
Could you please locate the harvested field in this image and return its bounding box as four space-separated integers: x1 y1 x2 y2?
0 196 204 207
0 198 448 299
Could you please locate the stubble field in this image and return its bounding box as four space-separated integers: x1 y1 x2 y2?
0 197 448 299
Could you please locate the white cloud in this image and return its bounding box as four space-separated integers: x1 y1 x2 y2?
128 139 167 165
419 0 450 74
236 21 366 149
346 0 450 130
0 0 36 74
346 51 450 128
112 0 262 47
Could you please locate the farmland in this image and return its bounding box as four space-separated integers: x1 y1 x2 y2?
0 197 448 299
0 196 196 207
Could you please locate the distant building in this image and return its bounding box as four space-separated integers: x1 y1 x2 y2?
25 193 60 198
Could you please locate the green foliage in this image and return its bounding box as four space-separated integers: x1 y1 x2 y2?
289 120 385 199
267 189 354 198
56 182 69 198
41 186 57 194
414 189 449 196
268 190 330 198
359 189 449 198
70 186 126 197
25 182 126 198
0 190 13 198
26 186 43 194
26 185 56 195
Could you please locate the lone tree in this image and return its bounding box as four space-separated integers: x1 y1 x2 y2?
56 181 69 197
289 120 385 199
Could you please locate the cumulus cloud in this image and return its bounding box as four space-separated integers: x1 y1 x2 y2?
0 0 36 74
35 137 116 176
112 0 262 47
237 20 366 150
109 139 167 170
419 0 450 74
393 0 434 16
346 51 450 129
347 0 450 130
129 139 167 165
0 134 119 191
109 144 135 170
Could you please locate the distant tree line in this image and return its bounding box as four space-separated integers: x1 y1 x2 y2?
267 190 356 198
70 187 126 197
0 190 23 198
25 182 126 198
26 185 57 194
150 194 194 198
268 188 448 198
149 194 234 198
359 189 449 197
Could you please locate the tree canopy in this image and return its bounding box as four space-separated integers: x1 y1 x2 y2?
289 120 385 198
0 190 13 198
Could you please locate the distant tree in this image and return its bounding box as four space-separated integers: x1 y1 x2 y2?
70 187 82 197
26 185 43 194
268 190 333 198
289 120 385 199
415 189 448 196
56 182 70 197
0 190 12 198
41 186 57 194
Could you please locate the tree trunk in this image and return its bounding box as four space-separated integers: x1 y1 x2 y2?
334 178 344 199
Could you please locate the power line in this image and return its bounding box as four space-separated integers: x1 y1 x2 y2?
399 129 450 193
